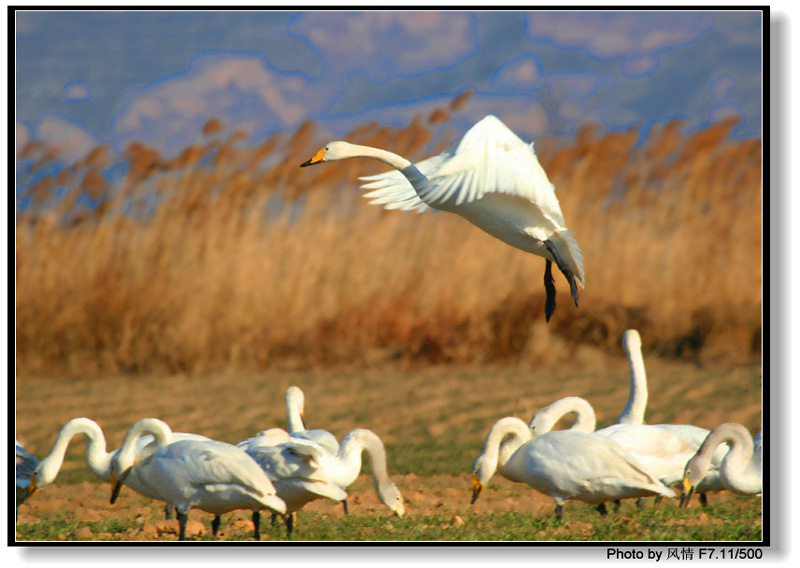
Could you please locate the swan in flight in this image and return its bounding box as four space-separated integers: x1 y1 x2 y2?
243 428 404 535
15 440 39 517
682 423 762 506
22 417 208 520
110 418 286 541
472 417 675 520
301 115 584 321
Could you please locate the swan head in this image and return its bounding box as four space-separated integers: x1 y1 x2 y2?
300 141 354 167
622 329 642 352
471 454 496 504
378 482 405 517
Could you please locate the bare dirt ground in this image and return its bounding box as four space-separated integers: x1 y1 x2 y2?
15 356 762 542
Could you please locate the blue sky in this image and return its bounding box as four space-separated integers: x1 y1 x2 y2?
15 9 763 161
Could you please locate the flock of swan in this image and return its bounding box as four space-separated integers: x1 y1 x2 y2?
17 117 761 540
17 330 762 540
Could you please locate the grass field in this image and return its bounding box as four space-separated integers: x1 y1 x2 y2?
16 359 763 542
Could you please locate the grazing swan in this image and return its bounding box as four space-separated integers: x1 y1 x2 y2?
471 417 675 520
243 428 404 535
301 115 584 321
528 396 707 492
682 423 762 506
15 441 39 517
284 386 340 454
22 417 208 519
110 418 286 541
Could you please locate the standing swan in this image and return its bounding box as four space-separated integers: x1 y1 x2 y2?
682 423 762 506
110 418 286 541
301 115 584 321
244 428 404 535
471 417 675 520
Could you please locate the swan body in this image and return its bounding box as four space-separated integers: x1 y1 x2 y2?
528 396 712 491
472 417 675 520
110 418 286 540
244 428 404 533
301 115 584 321
682 423 762 504
284 386 340 454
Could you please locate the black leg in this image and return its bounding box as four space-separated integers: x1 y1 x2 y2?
342 499 349 515
597 503 608 516
252 510 261 541
613 499 621 512
211 515 221 537
555 503 563 522
177 511 188 541
699 493 709 507
543 239 579 307
271 512 278 526
654 494 663 506
284 512 295 537
544 259 556 321
164 504 174 520
636 497 646 510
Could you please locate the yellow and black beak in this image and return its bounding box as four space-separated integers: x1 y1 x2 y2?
679 474 694 508
109 470 124 505
470 473 483 505
300 148 326 167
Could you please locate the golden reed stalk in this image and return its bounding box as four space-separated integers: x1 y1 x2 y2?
16 104 761 377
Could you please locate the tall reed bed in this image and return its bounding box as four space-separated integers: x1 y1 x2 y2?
15 103 762 377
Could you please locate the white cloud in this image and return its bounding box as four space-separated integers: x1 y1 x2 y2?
525 12 714 60
64 82 92 103
290 12 477 80
111 52 318 154
31 113 101 163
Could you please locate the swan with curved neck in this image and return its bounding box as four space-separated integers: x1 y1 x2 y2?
682 423 761 505
110 418 286 541
472 416 675 520
245 428 404 535
24 417 205 508
616 329 648 424
301 115 585 322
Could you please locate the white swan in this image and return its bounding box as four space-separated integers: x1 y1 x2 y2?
15 440 39 516
23 417 208 519
284 386 340 454
243 428 404 535
612 329 728 501
301 114 584 321
682 423 762 505
110 418 286 541
528 396 704 492
472 417 675 520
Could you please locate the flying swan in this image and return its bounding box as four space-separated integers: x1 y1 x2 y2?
301 115 584 321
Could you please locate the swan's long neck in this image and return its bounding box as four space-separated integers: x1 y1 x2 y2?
482 417 532 475
340 142 429 191
689 423 759 494
38 418 112 484
617 331 648 425
339 429 395 492
530 397 596 435
116 418 174 472
286 387 305 432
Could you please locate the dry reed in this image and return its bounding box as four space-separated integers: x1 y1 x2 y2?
15 104 762 377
